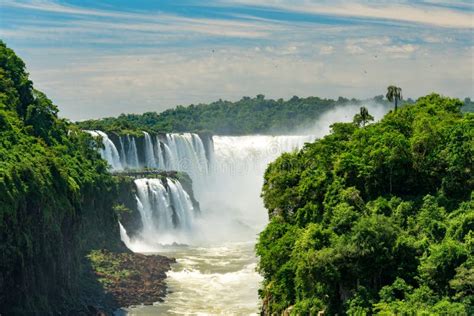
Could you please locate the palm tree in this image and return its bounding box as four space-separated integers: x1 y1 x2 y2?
386 86 402 111
353 106 374 127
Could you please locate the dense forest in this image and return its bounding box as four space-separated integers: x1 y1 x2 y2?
78 95 393 135
257 94 473 314
78 94 473 136
0 42 129 313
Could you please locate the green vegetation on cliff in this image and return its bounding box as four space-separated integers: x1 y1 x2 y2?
0 41 126 313
257 94 473 315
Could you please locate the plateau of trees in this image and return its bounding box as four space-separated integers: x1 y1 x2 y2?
78 95 393 135
257 94 473 315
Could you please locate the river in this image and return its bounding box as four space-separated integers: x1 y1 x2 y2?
122 241 261 315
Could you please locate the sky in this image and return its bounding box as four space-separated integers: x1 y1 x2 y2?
0 0 473 120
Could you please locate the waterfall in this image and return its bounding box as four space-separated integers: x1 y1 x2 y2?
165 133 209 178
85 130 123 170
132 178 196 246
118 137 127 167
87 131 209 174
210 135 313 175
126 135 140 169
154 135 166 169
143 131 157 168
200 135 315 233
87 130 313 245
166 178 195 230
119 222 132 249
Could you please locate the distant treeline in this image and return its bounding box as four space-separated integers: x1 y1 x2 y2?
78 95 473 135
77 95 391 135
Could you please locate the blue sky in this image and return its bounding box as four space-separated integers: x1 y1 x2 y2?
1 0 473 120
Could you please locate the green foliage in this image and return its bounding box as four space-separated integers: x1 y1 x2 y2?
353 106 374 127
0 41 124 313
77 95 391 135
258 94 473 314
87 250 136 286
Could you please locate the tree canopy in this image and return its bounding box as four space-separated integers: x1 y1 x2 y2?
77 96 393 135
257 94 473 315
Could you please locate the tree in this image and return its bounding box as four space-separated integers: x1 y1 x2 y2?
386 86 403 111
353 106 374 127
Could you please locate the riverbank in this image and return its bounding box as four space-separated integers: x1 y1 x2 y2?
87 250 175 310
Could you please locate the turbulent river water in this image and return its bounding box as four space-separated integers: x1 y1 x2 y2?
123 242 261 315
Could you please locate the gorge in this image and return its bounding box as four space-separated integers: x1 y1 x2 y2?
87 104 388 314
88 130 314 314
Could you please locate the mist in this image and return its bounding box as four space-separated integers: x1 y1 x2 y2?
191 102 390 246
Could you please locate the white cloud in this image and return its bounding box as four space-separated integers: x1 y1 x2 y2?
222 0 474 28
2 0 135 18
20 43 471 121
1 0 286 41
383 44 418 54
346 37 391 47
423 36 454 43
346 44 364 54
319 45 334 55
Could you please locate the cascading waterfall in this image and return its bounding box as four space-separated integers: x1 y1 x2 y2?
118 137 127 167
88 131 209 177
210 135 313 175
164 133 209 178
87 129 313 239
143 132 157 168
125 135 140 169
87 129 313 243
131 178 196 247
86 130 123 170
115 134 314 246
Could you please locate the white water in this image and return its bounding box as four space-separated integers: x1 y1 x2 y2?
120 135 313 315
164 133 210 185
204 135 314 230
86 130 123 170
143 132 157 168
128 178 197 248
122 242 260 316
88 131 209 176
125 135 140 169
